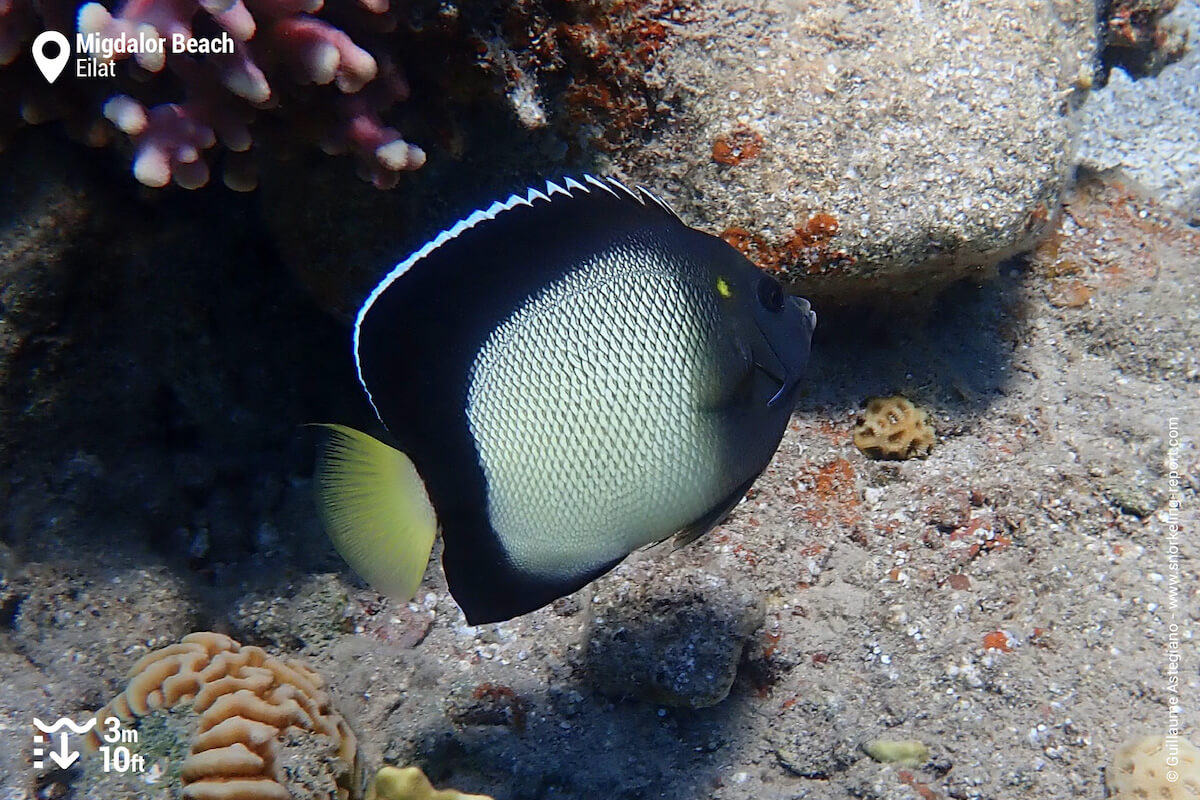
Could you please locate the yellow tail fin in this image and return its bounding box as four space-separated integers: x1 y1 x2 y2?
311 424 437 602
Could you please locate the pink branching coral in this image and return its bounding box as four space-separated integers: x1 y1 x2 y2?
1 0 425 189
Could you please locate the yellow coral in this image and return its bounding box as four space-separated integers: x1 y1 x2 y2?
367 767 493 800
87 632 361 800
863 738 930 767
1107 734 1200 800
853 396 935 460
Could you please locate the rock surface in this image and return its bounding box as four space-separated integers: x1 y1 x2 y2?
625 0 1096 298
1078 0 1200 220
585 564 765 708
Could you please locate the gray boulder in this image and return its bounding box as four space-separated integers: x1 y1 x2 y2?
624 0 1097 298
585 564 764 709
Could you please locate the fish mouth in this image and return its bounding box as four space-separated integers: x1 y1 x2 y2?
791 295 818 331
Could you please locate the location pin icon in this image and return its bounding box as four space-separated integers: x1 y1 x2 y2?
32 31 70 84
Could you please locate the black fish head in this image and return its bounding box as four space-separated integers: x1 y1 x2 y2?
753 285 816 408
700 238 816 410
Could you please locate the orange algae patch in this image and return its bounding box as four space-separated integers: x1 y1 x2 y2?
897 770 939 800
518 0 696 151
790 457 861 529
813 458 854 498
945 574 971 590
720 212 855 276
712 126 764 165
1047 279 1094 308
983 630 1014 652
798 418 854 446
731 542 762 566
798 212 839 241
468 683 527 733
947 514 1012 565
720 226 779 271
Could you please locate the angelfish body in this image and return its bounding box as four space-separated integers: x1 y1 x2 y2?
315 176 816 624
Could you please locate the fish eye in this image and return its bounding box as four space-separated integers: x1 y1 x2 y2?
756 276 785 312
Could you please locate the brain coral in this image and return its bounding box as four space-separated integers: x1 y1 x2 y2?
853 395 935 460
85 631 362 800
1107 734 1200 800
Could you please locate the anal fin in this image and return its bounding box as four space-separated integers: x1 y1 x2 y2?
311 424 438 602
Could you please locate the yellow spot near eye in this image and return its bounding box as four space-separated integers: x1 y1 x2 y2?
716 277 733 298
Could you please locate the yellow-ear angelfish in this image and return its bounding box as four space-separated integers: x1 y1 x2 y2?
314 176 817 624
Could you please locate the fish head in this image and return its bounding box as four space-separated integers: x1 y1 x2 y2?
705 244 816 410
751 282 817 408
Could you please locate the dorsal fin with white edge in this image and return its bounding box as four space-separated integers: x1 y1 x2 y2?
352 175 682 421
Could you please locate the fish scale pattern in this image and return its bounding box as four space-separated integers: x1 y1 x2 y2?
466 240 735 580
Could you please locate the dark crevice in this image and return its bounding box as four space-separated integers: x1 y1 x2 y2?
1096 0 1190 85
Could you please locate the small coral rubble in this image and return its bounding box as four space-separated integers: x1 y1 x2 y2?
853 396 935 461
87 631 363 800
1106 734 1200 800
445 681 528 733
367 766 493 800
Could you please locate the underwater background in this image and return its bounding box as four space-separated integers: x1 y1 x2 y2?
0 0 1197 798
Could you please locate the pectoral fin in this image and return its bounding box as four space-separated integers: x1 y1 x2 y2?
311 424 437 602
